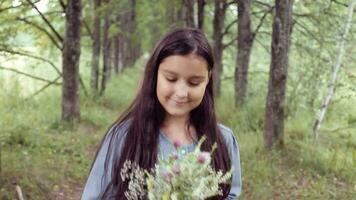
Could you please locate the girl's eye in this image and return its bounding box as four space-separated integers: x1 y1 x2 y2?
189 82 200 87
166 77 176 82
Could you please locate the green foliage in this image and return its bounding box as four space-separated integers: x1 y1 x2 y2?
1 59 356 199
1 0 356 199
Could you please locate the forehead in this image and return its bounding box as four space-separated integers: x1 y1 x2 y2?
158 54 209 77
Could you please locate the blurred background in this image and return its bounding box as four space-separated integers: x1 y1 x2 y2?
0 0 355 199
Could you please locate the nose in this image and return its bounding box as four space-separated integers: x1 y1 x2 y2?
175 81 188 99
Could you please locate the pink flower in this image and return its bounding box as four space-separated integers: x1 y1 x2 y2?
172 163 181 175
197 152 210 164
173 140 182 149
163 171 173 182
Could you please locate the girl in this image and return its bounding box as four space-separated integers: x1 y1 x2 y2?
81 28 241 200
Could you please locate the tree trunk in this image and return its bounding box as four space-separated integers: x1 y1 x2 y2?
119 0 138 69
90 0 101 93
197 0 206 29
117 4 128 70
183 0 195 27
264 0 293 150
118 35 125 72
212 0 227 95
62 0 81 121
129 0 140 66
0 144 2 176
113 34 120 73
166 1 184 29
100 3 111 95
235 0 253 107
114 12 124 73
312 0 356 139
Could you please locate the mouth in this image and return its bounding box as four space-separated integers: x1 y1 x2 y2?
172 99 188 105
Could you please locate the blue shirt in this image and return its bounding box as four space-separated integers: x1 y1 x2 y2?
81 123 242 199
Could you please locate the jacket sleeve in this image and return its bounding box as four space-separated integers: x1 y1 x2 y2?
81 125 127 200
219 125 242 200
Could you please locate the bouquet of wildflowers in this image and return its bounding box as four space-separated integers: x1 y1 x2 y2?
120 136 232 200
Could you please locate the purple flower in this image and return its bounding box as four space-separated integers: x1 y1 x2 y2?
172 163 181 175
197 152 210 164
163 171 173 182
173 140 182 149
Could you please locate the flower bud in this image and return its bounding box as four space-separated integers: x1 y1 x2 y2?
173 140 182 149
163 171 173 182
197 152 210 164
172 152 179 160
172 163 181 175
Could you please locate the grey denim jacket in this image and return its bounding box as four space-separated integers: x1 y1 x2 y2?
81 123 242 200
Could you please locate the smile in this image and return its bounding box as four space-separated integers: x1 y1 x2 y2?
172 100 188 105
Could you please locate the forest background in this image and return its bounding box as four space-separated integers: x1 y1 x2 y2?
0 0 355 199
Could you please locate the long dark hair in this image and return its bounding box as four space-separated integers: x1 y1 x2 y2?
98 28 231 199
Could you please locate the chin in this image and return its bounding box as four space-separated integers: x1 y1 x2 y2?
165 109 190 118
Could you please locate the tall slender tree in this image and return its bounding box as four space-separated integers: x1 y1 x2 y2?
312 0 356 139
129 0 141 67
197 0 206 29
90 0 101 93
118 0 139 70
183 0 195 27
113 30 122 73
235 0 252 106
62 0 82 121
264 0 293 150
100 0 112 95
212 0 228 95
166 0 184 29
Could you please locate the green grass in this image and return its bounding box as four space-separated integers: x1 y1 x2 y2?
0 64 355 199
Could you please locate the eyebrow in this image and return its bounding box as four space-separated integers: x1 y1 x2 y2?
161 70 206 79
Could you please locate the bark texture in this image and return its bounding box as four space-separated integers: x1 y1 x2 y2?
100 2 111 95
90 0 101 93
166 0 185 29
264 0 293 150
116 0 139 71
197 0 206 29
212 0 227 95
183 0 195 27
62 0 81 121
235 0 253 106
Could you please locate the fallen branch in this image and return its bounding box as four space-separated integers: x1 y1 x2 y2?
16 185 25 200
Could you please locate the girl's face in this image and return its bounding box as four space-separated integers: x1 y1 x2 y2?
156 54 210 119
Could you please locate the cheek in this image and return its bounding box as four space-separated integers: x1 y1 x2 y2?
191 86 207 101
156 77 171 98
